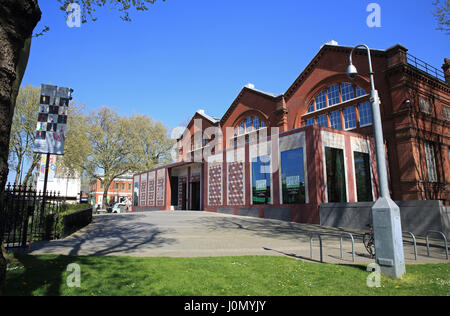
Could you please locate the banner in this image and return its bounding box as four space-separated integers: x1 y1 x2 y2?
33 84 73 155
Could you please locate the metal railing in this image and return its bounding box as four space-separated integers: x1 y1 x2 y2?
309 233 323 263
425 231 449 260
402 231 418 261
406 52 446 83
339 233 355 262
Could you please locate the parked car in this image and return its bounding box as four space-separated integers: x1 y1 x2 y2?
112 202 126 214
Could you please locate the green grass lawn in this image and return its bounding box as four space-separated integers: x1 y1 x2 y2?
5 254 450 296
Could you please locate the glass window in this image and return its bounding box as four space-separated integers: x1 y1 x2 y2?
425 142 438 182
133 181 139 206
343 107 357 129
306 118 315 126
251 155 271 205
316 91 327 110
239 121 245 135
358 102 373 126
325 147 347 202
341 83 354 102
329 111 342 130
356 86 367 97
317 114 328 127
327 84 340 106
246 117 253 133
354 152 373 202
253 116 260 130
260 120 266 128
281 148 306 204
307 102 315 113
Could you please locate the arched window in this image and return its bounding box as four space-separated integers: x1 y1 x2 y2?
302 82 371 131
235 116 267 136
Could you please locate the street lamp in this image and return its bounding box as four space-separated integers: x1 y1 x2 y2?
347 44 405 279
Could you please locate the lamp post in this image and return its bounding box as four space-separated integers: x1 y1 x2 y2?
347 44 405 278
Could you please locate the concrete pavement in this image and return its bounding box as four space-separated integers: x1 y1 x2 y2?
27 211 449 264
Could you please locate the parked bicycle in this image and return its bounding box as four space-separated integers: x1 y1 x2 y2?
363 224 376 259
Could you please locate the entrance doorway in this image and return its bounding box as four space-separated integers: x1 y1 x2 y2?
191 181 201 210
181 182 187 210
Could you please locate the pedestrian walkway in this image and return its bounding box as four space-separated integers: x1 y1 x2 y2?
27 211 449 264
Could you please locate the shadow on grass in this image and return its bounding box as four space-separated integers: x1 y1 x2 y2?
6 253 76 296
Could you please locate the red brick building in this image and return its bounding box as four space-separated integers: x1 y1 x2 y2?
90 175 133 207
133 43 449 228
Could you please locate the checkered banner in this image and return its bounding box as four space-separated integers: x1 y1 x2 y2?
33 84 73 155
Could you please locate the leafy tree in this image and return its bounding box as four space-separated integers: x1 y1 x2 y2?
433 0 450 34
0 0 164 296
8 85 40 185
128 114 175 171
60 108 174 209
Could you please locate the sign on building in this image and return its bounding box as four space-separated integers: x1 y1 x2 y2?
33 84 73 155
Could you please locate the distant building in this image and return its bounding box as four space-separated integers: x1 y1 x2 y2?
89 174 133 207
33 155 81 202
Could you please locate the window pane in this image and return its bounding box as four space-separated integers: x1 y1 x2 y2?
317 114 328 127
341 83 354 102
329 111 342 130
239 121 245 135
343 107 357 129
252 155 271 205
306 118 315 126
358 102 373 126
325 147 347 202
356 86 367 97
354 152 373 202
307 102 315 113
327 84 340 106
253 116 260 130
316 91 327 110
425 142 438 182
261 120 266 128
246 117 253 133
281 148 306 204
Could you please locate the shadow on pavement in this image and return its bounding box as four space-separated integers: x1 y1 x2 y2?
28 214 176 256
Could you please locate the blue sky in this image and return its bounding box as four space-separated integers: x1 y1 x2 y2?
9 0 449 184
23 0 449 127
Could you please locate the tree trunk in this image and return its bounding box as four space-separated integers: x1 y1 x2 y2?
22 153 40 187
102 179 113 209
0 0 41 297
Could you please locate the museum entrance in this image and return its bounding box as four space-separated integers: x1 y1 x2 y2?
190 181 201 210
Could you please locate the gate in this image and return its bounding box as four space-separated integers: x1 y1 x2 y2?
1 184 63 249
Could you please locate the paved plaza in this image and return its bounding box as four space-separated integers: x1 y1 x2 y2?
27 211 449 264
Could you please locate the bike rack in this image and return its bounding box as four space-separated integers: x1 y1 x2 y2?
309 233 323 263
339 233 355 262
402 232 418 261
425 231 449 260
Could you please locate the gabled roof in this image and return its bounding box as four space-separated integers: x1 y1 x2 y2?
196 110 220 124
283 44 387 101
220 85 282 125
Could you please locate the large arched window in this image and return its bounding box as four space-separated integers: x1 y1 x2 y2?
234 116 267 137
231 115 267 147
303 82 372 131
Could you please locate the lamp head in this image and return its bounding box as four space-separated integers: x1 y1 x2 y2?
346 64 358 80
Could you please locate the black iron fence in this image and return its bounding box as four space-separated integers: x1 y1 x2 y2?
1 184 64 249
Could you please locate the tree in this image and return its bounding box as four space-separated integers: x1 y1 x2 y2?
60 108 174 208
128 114 175 171
8 85 40 186
433 0 450 34
0 0 164 296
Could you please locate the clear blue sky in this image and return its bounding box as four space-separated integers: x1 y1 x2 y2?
23 0 449 127
9 0 449 184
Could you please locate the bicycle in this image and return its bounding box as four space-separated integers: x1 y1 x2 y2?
363 224 376 259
